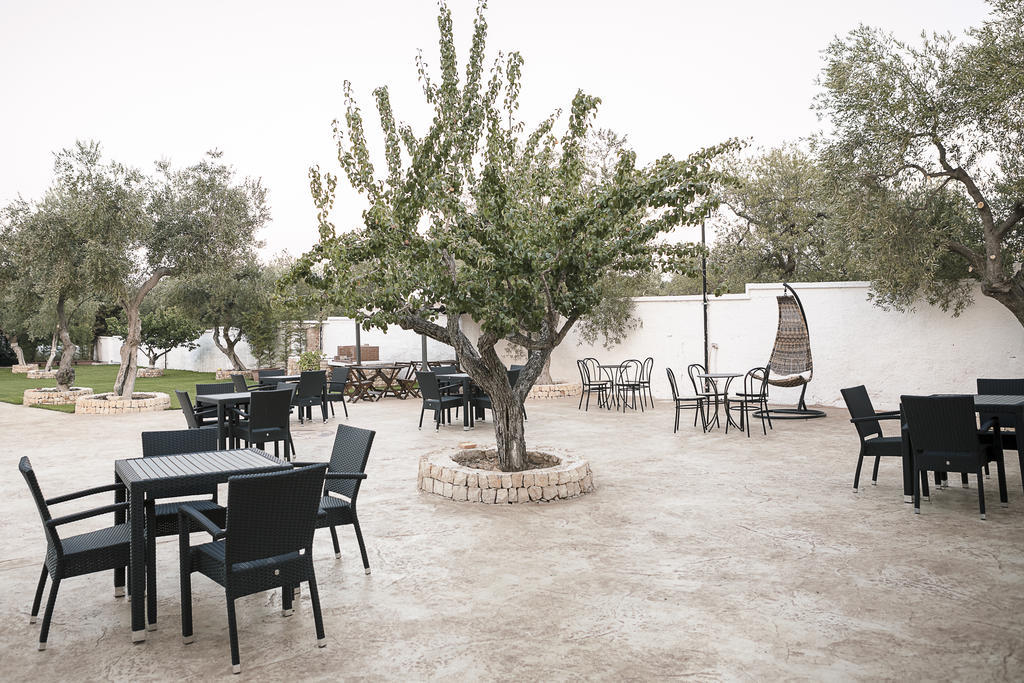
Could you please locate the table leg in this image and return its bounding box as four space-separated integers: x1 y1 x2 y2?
901 424 914 503
723 377 742 430
463 379 471 430
129 485 146 641
114 474 125 596
217 403 227 450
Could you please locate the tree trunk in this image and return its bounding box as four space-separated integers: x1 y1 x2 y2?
489 385 528 471
113 303 141 397
212 325 247 370
44 329 58 372
536 355 554 385
6 333 27 365
55 296 77 391
985 276 1024 328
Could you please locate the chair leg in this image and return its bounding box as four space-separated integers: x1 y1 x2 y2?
871 456 881 485
282 584 293 617
321 400 328 423
853 452 865 492
287 434 296 458
961 472 970 488
30 564 47 624
329 400 335 417
307 575 326 647
180 550 194 644
418 406 425 430
329 526 341 559
341 398 348 419
37 576 61 650
913 466 921 514
352 516 371 574
921 469 930 500
996 455 1008 506
146 506 158 631
226 597 241 674
976 467 986 520
673 405 680 433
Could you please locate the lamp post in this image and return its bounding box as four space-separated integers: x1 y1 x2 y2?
701 220 709 373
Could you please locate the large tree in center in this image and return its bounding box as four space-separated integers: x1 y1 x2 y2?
815 0 1024 324
298 2 727 470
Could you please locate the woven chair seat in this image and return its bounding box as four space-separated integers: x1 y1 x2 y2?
47 523 132 577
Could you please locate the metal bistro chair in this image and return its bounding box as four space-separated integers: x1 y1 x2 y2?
416 371 463 430
292 424 375 573
577 358 612 411
666 368 706 433
179 464 329 675
20 457 137 651
688 363 725 428
616 359 645 412
639 357 655 408
901 394 1008 519
726 365 772 437
175 390 218 430
840 385 903 492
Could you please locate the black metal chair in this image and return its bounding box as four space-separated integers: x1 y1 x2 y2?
196 382 234 396
292 370 327 424
615 359 645 412
292 424 375 573
20 456 136 651
640 357 655 408
416 371 462 430
325 366 350 418
176 390 218 430
688 363 725 428
228 389 296 460
666 368 706 433
577 358 612 411
840 385 903 492
977 378 1024 493
179 464 328 674
726 365 771 437
901 394 1007 519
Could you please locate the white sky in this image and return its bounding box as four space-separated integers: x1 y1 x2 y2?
0 0 987 257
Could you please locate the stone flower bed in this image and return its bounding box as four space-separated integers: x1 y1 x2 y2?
527 382 582 400
418 445 594 504
76 391 171 414
12 364 39 374
136 367 164 378
23 387 94 406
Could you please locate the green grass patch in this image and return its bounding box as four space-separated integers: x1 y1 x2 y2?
0 365 219 410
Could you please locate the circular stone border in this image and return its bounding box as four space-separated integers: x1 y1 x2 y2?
12 364 39 374
418 446 594 504
27 369 58 379
23 387 94 406
136 367 164 378
76 391 171 414
527 382 582 400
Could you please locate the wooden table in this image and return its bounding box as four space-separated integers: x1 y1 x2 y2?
114 448 289 641
349 365 404 401
196 391 252 450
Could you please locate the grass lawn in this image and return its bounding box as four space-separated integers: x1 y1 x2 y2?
0 364 218 413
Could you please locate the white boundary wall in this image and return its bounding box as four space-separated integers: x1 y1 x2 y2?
95 329 257 373
94 282 1024 409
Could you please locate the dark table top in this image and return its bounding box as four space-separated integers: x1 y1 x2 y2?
973 394 1024 409
115 448 288 489
195 391 252 405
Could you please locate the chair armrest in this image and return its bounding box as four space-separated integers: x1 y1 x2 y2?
178 503 225 540
979 418 998 432
325 472 368 481
850 414 901 424
874 410 901 417
46 501 128 527
46 482 125 505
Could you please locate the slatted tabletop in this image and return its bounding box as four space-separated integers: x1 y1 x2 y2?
194 391 252 405
973 394 1024 410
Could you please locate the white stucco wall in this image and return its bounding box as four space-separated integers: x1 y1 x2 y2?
320 316 456 363
94 329 257 373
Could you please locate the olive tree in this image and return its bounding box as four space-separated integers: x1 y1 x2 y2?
299 2 727 470
815 0 1024 324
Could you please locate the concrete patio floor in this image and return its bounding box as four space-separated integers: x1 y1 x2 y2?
1 396 1022 681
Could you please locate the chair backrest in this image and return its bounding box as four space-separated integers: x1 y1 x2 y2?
581 358 602 384
617 359 643 385
176 390 202 429
19 457 61 553
296 370 326 399
977 377 1024 430
142 428 217 457
433 365 459 376
325 424 376 500
767 285 813 383
248 388 293 431
687 363 707 395
258 369 285 384
641 357 654 383
840 385 883 440
666 368 681 401
742 365 770 398
507 367 522 389
196 382 233 396
416 371 442 401
230 374 248 392
901 395 980 456
224 464 327 567
329 366 350 390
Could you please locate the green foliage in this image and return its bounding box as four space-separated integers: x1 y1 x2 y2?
297 351 323 372
814 0 1024 323
106 302 204 367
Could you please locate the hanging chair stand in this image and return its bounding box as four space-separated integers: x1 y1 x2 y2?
754 283 826 420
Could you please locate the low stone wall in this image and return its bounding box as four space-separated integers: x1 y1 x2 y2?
527 382 582 400
76 392 171 414
214 369 259 381
23 387 94 406
12 364 38 374
26 369 58 379
136 367 164 378
418 446 594 504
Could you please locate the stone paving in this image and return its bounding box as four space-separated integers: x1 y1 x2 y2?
1 397 1022 680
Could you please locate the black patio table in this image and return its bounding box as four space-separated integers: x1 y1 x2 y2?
899 394 1024 503
195 391 251 450
114 448 289 642
440 372 477 430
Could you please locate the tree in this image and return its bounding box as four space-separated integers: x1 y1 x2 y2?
815 0 1024 324
712 144 868 292
106 288 204 367
298 1 727 470
0 204 40 367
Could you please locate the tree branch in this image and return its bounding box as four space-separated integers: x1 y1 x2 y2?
943 238 985 273
995 202 1024 242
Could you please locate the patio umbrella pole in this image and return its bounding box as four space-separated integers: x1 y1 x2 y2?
701 220 709 374
355 321 361 365
421 334 429 371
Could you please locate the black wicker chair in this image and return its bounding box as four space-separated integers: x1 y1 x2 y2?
416 371 463 429
179 464 328 675
292 370 327 424
325 366 350 418
230 374 260 392
470 369 528 423
726 365 772 437
176 390 218 430
257 368 286 389
20 456 137 651
901 394 1007 519
666 368 706 433
292 424 375 573
840 385 903 492
196 382 234 396
977 378 1024 493
228 388 295 459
